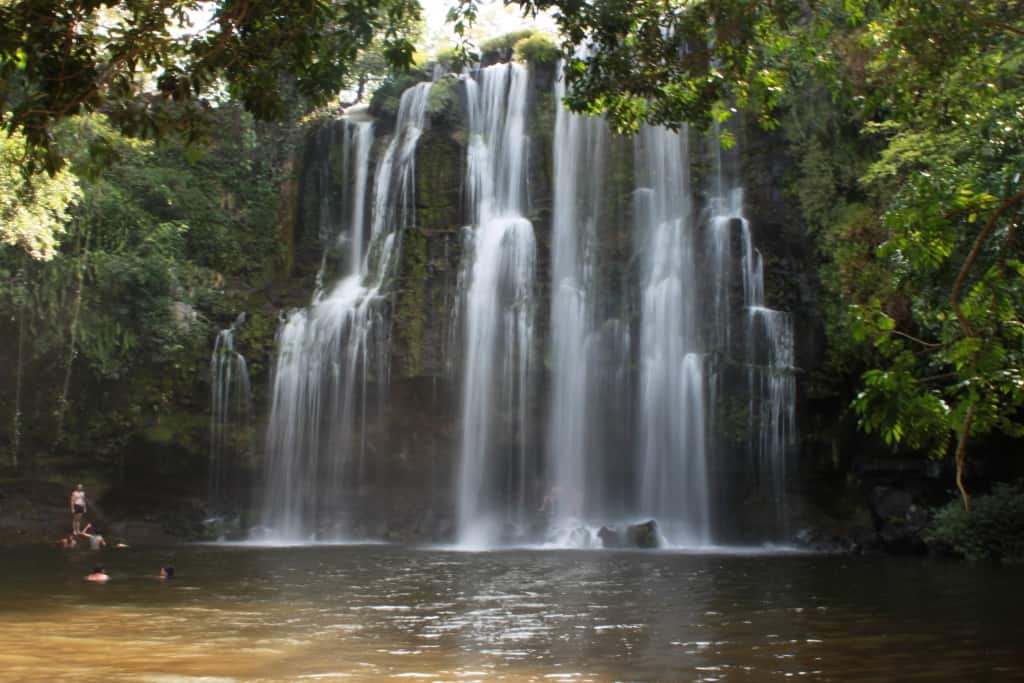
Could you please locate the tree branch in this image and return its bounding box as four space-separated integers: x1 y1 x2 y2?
954 403 975 511
885 329 944 348
951 190 1024 338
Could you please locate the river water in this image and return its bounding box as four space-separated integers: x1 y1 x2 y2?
0 544 1019 681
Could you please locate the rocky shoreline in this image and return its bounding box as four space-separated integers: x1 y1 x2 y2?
0 476 951 557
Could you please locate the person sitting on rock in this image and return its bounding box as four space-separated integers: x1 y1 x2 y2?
86 566 109 582
80 523 107 550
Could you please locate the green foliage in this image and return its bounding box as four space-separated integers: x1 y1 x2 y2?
0 107 285 468
0 127 81 260
427 76 460 116
926 484 1024 562
371 74 422 117
480 29 535 53
513 33 560 65
516 0 803 134
768 1 1024 484
0 0 421 175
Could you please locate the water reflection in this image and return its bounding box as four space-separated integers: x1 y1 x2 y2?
0 545 1020 681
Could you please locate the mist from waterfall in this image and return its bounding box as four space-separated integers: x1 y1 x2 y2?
209 315 251 513
455 63 537 548
261 83 431 540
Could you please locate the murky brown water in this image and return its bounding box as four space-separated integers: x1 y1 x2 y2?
0 544 1020 682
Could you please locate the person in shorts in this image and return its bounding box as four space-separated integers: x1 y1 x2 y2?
70 484 87 534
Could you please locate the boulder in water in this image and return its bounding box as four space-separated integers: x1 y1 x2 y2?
626 520 660 548
597 525 622 548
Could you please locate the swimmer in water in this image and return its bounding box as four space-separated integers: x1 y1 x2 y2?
159 566 175 579
86 566 109 582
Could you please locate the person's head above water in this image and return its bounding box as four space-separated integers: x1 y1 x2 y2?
86 566 109 582
160 566 175 579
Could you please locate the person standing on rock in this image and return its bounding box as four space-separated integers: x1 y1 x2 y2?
70 484 87 534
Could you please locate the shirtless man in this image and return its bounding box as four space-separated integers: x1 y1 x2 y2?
81 523 107 550
86 566 109 582
70 484 87 534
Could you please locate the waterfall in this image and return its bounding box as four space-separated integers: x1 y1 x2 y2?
545 69 618 532
261 83 431 540
633 125 711 545
209 315 252 513
541 71 794 547
706 134 796 539
455 63 537 547
254 66 796 547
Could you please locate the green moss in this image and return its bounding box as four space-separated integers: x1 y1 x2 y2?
414 134 462 231
513 33 560 65
237 309 277 378
529 91 554 143
395 228 427 377
427 76 460 116
142 412 208 448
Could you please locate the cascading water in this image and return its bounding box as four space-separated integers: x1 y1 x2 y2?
706 139 796 539
261 83 431 540
256 62 796 547
455 63 537 548
544 73 795 546
545 70 634 537
633 124 712 546
209 314 252 513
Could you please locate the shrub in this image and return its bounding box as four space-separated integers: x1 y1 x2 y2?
427 75 460 116
369 74 420 117
925 483 1024 562
480 29 534 53
513 33 561 65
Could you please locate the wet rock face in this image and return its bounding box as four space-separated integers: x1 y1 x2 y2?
626 520 661 548
595 520 661 549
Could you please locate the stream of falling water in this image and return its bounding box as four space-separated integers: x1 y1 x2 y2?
261 84 431 540
455 63 537 548
543 72 795 546
209 314 251 513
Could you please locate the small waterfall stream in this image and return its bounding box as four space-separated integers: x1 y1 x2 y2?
455 63 537 547
261 84 431 540
209 315 252 512
633 124 712 545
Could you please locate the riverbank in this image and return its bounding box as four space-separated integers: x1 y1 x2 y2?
0 478 203 546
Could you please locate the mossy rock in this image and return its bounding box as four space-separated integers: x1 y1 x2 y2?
394 228 428 377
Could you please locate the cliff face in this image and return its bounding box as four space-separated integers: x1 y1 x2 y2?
261 60 825 542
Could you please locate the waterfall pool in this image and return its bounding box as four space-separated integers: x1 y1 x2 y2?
1 544 1019 681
